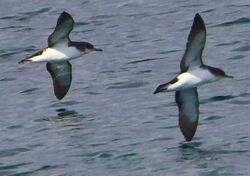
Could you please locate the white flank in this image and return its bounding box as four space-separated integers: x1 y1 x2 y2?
29 43 83 63
167 68 220 91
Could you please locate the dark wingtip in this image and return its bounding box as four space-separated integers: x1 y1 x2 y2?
195 13 201 18
61 11 70 16
179 121 198 142
193 13 205 30
194 13 202 22
56 94 65 100
183 134 194 142
54 87 69 100
59 11 73 21
180 126 197 142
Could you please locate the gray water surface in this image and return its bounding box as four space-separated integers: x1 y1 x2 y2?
0 0 249 175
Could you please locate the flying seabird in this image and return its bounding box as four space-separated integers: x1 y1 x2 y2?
154 14 233 141
19 11 102 100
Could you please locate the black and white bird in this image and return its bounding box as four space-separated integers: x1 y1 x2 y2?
154 14 233 141
19 11 102 100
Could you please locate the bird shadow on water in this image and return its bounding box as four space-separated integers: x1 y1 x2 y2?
175 139 249 175
36 107 88 124
176 141 216 169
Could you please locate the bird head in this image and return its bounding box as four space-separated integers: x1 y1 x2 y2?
208 67 233 79
85 42 102 53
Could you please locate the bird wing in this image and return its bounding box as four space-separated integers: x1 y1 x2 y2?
180 13 206 72
175 88 199 141
48 11 74 47
46 61 72 100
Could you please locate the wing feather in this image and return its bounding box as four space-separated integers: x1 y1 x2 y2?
46 61 72 100
180 14 206 71
175 88 199 141
48 11 74 47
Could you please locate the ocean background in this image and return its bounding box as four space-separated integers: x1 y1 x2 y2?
0 0 249 175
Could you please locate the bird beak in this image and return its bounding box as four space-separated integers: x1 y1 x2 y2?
225 75 234 79
93 48 103 52
18 58 32 64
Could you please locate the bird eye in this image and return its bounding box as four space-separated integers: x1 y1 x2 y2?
86 43 94 49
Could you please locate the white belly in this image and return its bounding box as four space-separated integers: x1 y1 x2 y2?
167 69 219 91
29 44 83 63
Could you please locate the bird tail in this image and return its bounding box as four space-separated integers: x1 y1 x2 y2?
19 50 44 64
18 58 32 64
153 82 170 94
153 77 178 94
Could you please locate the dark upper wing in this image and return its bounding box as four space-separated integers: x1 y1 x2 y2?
46 61 72 100
180 13 206 72
48 11 74 47
175 88 199 141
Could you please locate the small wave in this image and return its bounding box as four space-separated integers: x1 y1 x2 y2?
115 152 138 159
136 70 152 74
179 141 202 149
90 15 114 21
158 49 180 55
6 164 66 176
0 77 16 82
232 45 250 52
149 136 172 142
0 163 30 170
74 22 90 27
20 88 39 94
0 148 30 158
230 100 250 105
202 9 216 13
205 115 224 121
127 57 165 64
17 8 51 21
0 25 23 31
202 95 236 104
215 41 240 47
51 100 81 108
107 81 148 89
85 91 101 95
0 15 17 20
56 109 78 117
227 55 245 60
214 17 250 27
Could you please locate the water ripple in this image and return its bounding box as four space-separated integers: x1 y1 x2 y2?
205 115 224 121
115 152 137 159
0 163 30 171
50 100 81 108
232 45 250 52
127 57 165 65
0 163 30 176
227 55 245 60
107 81 148 89
201 95 236 104
0 148 30 158
0 15 17 20
0 77 16 82
214 17 250 27
215 41 240 47
20 88 39 94
17 8 51 21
